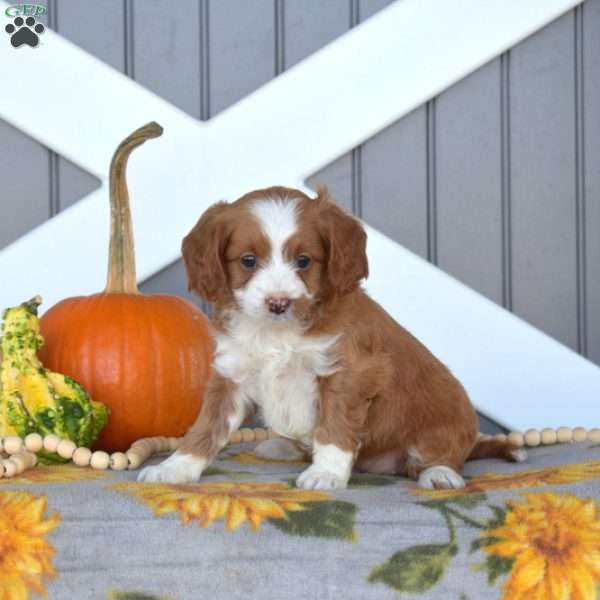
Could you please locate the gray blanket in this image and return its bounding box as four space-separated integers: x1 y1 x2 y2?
2 440 600 600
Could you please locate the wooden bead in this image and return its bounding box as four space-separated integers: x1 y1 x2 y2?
130 440 153 455
556 426 573 443
3 436 23 455
21 451 36 468
254 428 269 442
541 428 557 445
24 433 43 453
507 432 524 447
524 429 541 447
90 451 110 470
10 455 28 474
2 459 17 477
156 437 172 453
229 430 242 444
167 437 180 451
573 427 587 442
43 434 60 453
148 437 162 452
126 451 143 470
110 452 128 471
588 428 600 443
72 447 92 467
493 433 507 442
267 429 279 440
241 428 254 443
57 439 77 460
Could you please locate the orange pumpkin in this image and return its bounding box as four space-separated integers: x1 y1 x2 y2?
39 123 212 452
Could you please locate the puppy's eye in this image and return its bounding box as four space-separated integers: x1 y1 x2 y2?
240 254 257 269
296 255 311 270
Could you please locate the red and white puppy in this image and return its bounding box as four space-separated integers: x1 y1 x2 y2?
138 186 525 489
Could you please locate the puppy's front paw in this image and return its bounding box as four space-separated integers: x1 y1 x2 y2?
137 452 205 484
417 465 465 490
296 465 348 490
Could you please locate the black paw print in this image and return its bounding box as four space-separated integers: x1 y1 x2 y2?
5 16 45 48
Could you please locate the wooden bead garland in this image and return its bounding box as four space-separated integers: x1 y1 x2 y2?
1 426 600 479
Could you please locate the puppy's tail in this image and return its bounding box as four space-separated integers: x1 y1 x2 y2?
467 437 527 463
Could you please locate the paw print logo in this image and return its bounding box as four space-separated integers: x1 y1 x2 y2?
5 16 45 48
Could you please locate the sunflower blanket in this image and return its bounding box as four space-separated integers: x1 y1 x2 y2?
2 440 600 600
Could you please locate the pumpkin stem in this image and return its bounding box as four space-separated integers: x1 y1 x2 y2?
105 121 163 294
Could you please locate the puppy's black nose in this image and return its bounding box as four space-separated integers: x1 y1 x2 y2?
266 297 291 314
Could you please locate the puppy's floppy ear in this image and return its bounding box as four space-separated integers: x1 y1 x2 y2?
316 186 368 296
181 202 232 303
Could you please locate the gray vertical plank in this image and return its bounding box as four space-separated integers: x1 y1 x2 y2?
478 413 505 435
132 0 202 118
57 160 101 210
307 156 354 213
139 261 206 312
55 0 125 71
584 0 600 363
0 120 50 247
435 59 503 303
509 13 578 350
500 52 512 310
141 0 274 304
361 110 428 258
426 100 437 263
360 0 427 256
208 0 275 115
54 0 124 210
284 0 352 211
360 0 427 259
31 0 49 27
359 0 396 20
284 0 349 69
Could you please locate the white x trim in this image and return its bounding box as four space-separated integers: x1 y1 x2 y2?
2 0 598 430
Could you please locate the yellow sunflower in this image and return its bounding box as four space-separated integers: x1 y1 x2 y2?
114 481 328 531
0 491 61 600
0 464 106 485
482 493 600 600
413 461 600 498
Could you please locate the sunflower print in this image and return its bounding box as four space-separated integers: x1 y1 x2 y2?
0 490 61 600
481 492 600 600
0 464 106 486
114 481 329 531
413 460 600 498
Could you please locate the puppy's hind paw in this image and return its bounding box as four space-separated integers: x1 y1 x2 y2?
417 465 465 490
509 448 527 463
137 452 205 484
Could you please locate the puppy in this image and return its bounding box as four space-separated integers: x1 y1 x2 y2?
138 186 525 489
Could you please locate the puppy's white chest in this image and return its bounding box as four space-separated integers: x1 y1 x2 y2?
214 319 338 443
